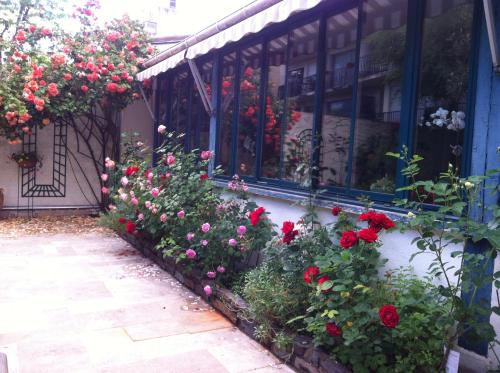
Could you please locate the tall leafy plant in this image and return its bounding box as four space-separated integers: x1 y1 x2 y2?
387 146 500 368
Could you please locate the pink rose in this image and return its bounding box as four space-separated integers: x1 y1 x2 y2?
101 187 109 194
167 155 176 165
105 157 115 169
151 188 160 198
121 176 129 186
160 213 167 223
177 210 185 219
204 285 212 296
131 197 139 206
186 249 196 259
145 201 152 209
101 173 109 182
207 271 216 279
201 240 208 246
151 207 158 215
201 223 210 233
236 225 247 236
228 238 238 247
157 125 166 134
119 193 128 201
200 150 214 160
137 213 144 220
186 232 195 241
146 171 153 180
217 265 225 273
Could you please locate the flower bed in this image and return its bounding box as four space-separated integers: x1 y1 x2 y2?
101 130 500 372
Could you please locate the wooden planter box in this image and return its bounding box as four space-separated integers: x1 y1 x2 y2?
120 232 351 373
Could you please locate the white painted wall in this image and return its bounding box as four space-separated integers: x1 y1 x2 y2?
0 124 101 210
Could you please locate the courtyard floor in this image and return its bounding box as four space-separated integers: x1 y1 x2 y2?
0 217 293 373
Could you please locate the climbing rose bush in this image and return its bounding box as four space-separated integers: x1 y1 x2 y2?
0 0 154 196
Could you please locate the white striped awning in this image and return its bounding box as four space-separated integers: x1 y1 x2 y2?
137 0 326 81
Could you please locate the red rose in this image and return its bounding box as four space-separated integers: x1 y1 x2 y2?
106 82 118 92
126 220 136 234
199 173 209 181
118 217 126 224
126 165 139 176
281 221 299 244
325 322 342 337
331 206 342 216
303 266 319 284
249 207 265 227
281 221 295 235
358 228 378 243
81 85 89 93
339 230 358 249
379 304 399 328
47 83 59 97
318 275 331 294
359 211 395 232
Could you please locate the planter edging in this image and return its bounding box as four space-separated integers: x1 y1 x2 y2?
120 232 350 373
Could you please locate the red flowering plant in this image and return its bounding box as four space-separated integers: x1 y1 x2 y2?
299 211 452 372
0 0 154 209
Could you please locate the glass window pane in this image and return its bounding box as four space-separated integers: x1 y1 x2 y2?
218 52 237 175
261 35 287 179
320 7 358 187
415 0 473 181
157 76 168 128
191 60 213 151
350 0 407 194
236 44 262 176
284 21 319 186
200 61 213 151
171 69 189 138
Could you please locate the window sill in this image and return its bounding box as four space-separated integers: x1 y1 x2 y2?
213 179 411 222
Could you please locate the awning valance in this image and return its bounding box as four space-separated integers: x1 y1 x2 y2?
137 0 325 81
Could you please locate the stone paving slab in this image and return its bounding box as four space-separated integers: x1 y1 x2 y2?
0 232 294 373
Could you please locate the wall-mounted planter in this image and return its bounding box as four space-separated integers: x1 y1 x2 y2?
120 231 351 373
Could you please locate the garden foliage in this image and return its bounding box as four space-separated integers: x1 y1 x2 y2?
102 133 499 372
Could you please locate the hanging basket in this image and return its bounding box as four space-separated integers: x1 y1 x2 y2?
17 159 37 169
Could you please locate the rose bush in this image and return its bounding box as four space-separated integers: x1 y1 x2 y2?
302 210 452 372
101 131 275 287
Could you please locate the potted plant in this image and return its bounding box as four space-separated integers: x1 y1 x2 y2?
10 151 38 169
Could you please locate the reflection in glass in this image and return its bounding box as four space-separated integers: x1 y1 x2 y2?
415 0 473 182
320 7 358 187
261 35 287 179
218 52 237 175
157 77 168 130
236 44 262 176
283 21 319 186
191 60 212 151
171 69 189 140
350 0 407 194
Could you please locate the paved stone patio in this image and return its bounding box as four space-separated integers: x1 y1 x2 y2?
0 231 294 373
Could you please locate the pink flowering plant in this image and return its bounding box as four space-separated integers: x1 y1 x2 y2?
103 131 274 287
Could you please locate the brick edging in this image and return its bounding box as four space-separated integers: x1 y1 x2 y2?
120 232 350 373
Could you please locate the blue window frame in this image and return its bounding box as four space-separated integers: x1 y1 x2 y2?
153 0 480 205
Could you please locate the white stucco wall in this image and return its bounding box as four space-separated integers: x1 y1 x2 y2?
121 99 154 147
0 124 101 211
